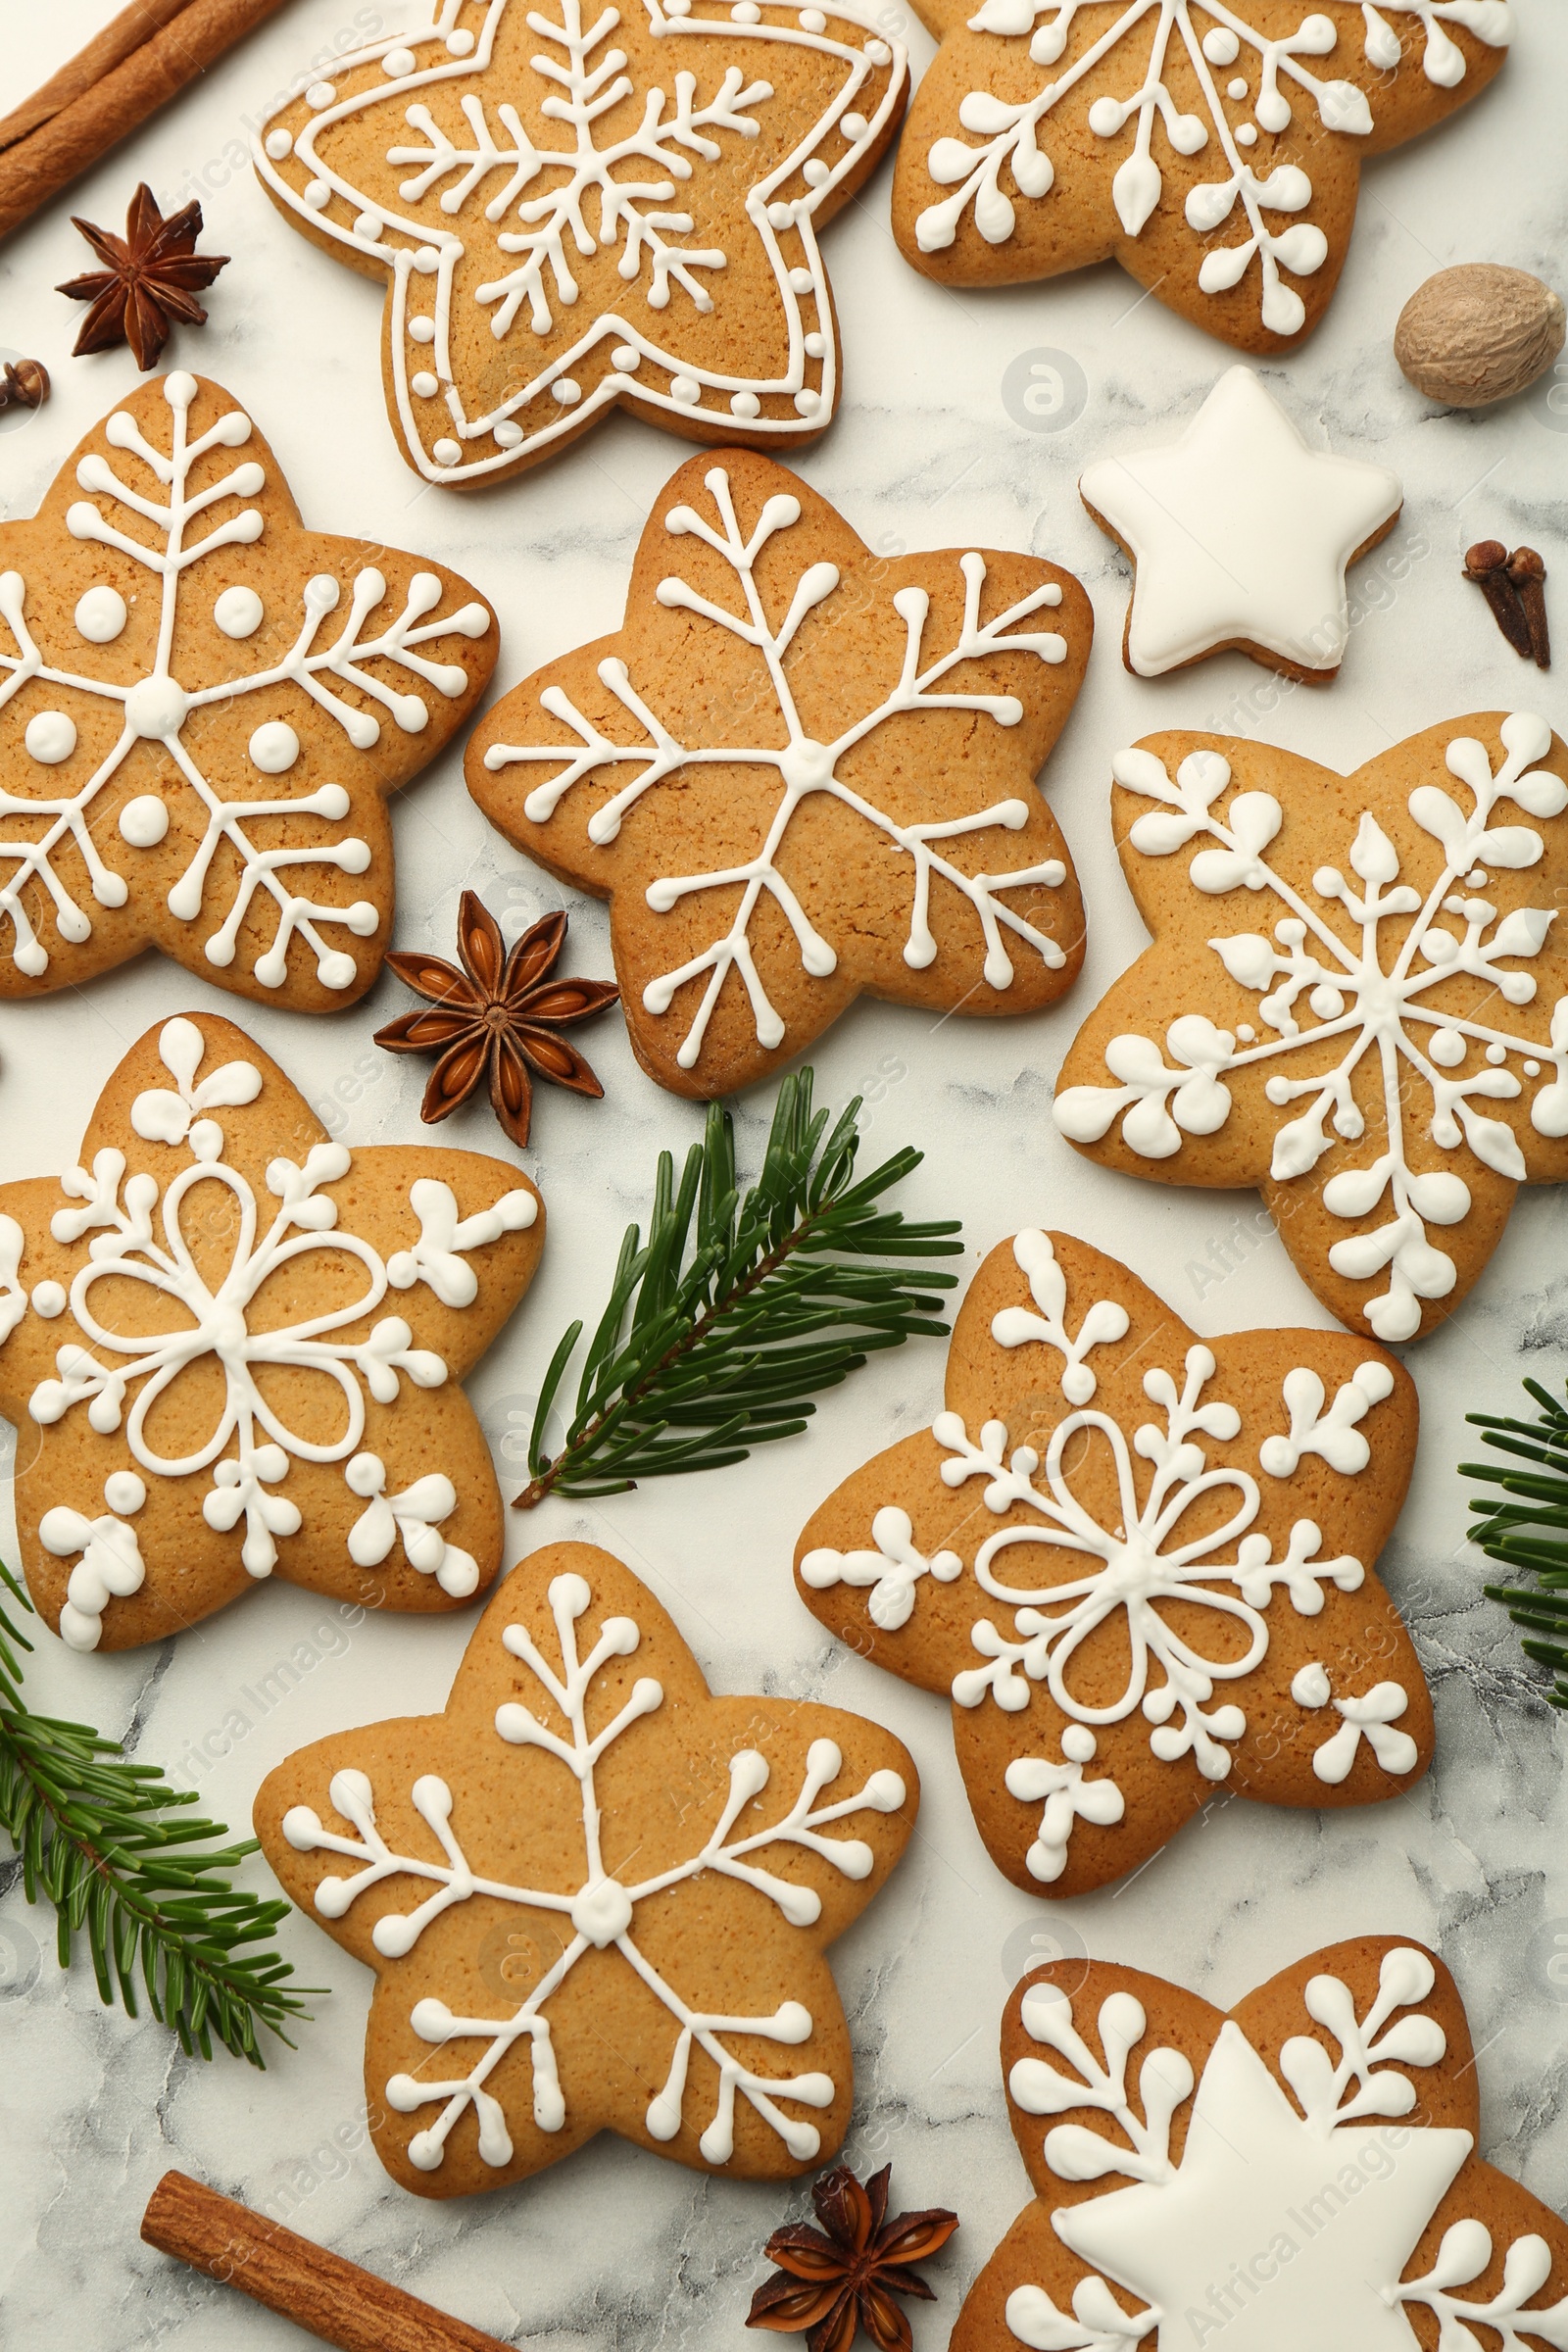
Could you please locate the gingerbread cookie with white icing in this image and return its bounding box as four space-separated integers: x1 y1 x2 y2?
957 1937 1568 2352
466 447 1091 1098
0 1014 543 1650
0 372 495 1008
795 1230 1430 1899
251 3 907 483
891 0 1510 353
1054 712 1568 1343
255 1541 917 2193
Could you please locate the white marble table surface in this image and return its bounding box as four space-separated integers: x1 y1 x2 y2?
0 2 1565 2341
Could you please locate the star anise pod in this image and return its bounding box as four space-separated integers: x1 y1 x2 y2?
57 184 229 370
374 895 618 1149
747 2163 959 2352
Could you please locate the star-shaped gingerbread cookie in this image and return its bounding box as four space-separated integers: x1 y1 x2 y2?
255 1542 917 2193
466 448 1091 1097
1079 368 1403 679
956 1938 1568 2352
1054 711 1568 1342
795 1230 1431 1898
892 0 1510 352
251 1 907 482
0 371 495 1008
0 1014 544 1650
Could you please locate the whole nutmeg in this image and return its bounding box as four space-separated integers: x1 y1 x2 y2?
0 357 49 409
1395 264 1566 407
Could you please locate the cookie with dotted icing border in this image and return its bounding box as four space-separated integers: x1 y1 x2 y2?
890 0 1510 354
956 1936 1568 2352
795 1229 1430 1899
0 1013 544 1651
250 0 907 483
254 1539 917 2193
1054 713 1568 1343
466 447 1091 1097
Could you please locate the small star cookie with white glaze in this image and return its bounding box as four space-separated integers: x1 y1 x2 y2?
0 1013 544 1650
1079 367 1402 680
1054 711 1568 1342
254 1540 917 2193
251 0 907 483
795 1230 1430 1899
956 1936 1568 2352
891 0 1510 354
0 371 495 1008
466 447 1091 1098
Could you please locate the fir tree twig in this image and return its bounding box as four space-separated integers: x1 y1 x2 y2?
1462 1374 1568 1708
518 1069 962 1507
0 1562 318 2062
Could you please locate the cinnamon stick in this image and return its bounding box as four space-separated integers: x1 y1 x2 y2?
0 0 292 242
141 2171 514 2352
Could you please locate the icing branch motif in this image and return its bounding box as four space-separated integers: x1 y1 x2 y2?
1275 1944 1447 2132
1055 714 1568 1340
281 1567 908 2173
483 466 1074 1071
933 1344 1363 1777
1290 1658 1418 1784
1008 1980 1193 2186
0 371 490 996
914 0 1511 337
2 1016 535 1643
989 1229 1129 1403
252 1 907 480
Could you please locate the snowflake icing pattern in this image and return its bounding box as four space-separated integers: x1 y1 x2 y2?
0 371 493 1006
261 1549 913 2186
252 0 907 480
0 1016 541 1649
1054 714 1568 1343
470 454 1088 1091
969 1943 1568 2352
900 0 1510 345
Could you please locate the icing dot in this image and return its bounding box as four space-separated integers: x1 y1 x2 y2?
767 201 795 229
355 211 385 241
493 419 524 447
804 330 825 357
249 721 300 773
104 1470 146 1514
1526 1059 1542 1076
795 388 821 415
669 375 702 405
1429 1029 1466 1067
304 178 331 210
264 128 294 160
125 675 188 737
30 1281 67 1318
1201 25 1239 59
119 795 170 848
842 111 868 137
731 391 761 417
447 25 476 50
552 377 582 405
432 437 464 465
411 370 440 398
414 245 441 272
1468 867 1489 886
1235 122 1257 144
865 36 892 60
306 80 336 107
74 585 126 643
214 585 264 638
1227 75 1248 98
801 4 826 21
1236 1024 1255 1043
788 267 814 293
612 344 641 370
1486 1041 1507 1065
24 710 76 763
732 2 761 17
804 159 830 186
383 45 417 72
409 316 436 342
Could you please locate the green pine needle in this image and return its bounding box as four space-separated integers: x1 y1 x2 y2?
0 1562 318 2063
517 1069 962 1507
1463 1374 1568 1709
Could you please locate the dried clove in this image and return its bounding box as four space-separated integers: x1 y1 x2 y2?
0 357 49 409
1505 545 1550 669
1463 539 1533 659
